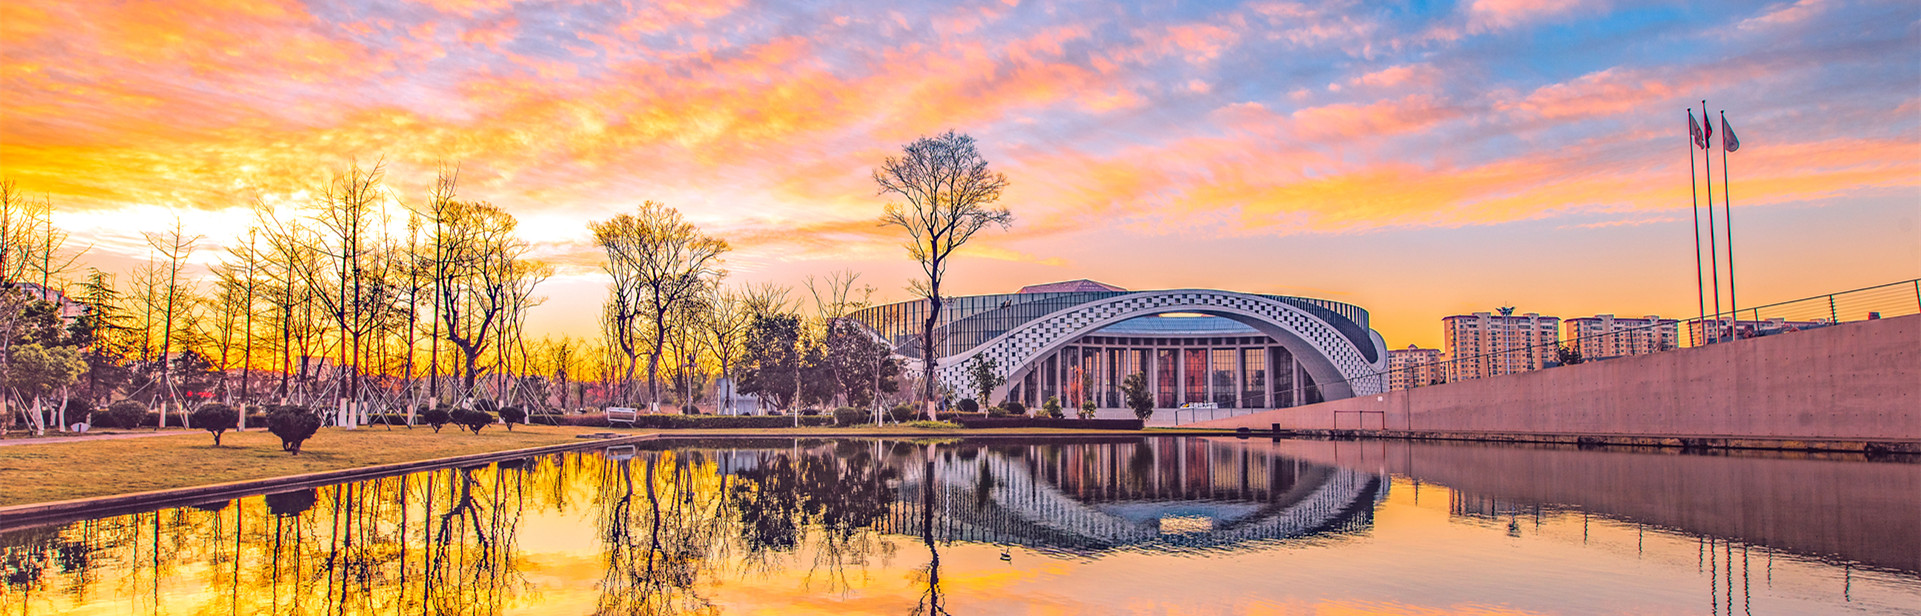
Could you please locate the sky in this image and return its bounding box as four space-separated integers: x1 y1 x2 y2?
4 0 1918 349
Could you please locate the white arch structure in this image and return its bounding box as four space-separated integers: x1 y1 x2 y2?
932 290 1390 401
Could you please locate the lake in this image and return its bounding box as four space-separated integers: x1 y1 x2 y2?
3 436 1917 614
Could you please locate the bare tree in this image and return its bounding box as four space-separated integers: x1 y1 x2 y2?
432 200 539 397
806 270 875 408
142 219 205 417
590 202 729 408
875 131 1011 417
698 286 750 415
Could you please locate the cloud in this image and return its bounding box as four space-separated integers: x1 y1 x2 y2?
1464 0 1594 32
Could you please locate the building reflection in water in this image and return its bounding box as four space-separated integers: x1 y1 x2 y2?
1 436 1915 615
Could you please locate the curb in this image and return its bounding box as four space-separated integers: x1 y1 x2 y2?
0 433 662 531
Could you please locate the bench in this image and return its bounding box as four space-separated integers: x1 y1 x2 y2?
606 406 639 427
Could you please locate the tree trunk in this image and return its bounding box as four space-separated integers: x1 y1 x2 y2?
921 292 942 420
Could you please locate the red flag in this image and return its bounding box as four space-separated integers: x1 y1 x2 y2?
1721 117 1740 152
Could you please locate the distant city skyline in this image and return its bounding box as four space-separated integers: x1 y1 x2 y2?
6 0 1917 349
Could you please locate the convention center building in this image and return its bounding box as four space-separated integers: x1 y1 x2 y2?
846 280 1390 410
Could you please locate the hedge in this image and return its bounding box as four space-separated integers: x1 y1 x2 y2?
557 414 837 429
949 417 1144 430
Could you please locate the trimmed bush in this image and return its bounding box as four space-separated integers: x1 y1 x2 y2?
1041 396 1063 419
906 420 961 429
999 401 1027 417
498 406 527 431
949 416 1144 430
1078 399 1097 420
956 398 979 414
64 399 97 427
833 407 870 426
420 406 452 433
887 404 918 423
190 403 240 446
103 400 148 429
451 408 495 434
267 407 322 455
551 414 835 429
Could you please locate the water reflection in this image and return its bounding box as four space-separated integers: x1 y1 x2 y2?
2 436 1916 615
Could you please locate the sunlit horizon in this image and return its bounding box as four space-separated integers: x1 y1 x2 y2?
5 0 1917 348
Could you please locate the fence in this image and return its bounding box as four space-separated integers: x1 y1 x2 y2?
1307 278 1921 402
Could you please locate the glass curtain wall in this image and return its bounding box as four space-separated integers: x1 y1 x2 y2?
1242 348 1266 408
1210 349 1238 408
1271 347 1295 408
1155 349 1177 407
1183 349 1207 406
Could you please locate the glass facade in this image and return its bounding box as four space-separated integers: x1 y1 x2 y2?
1210 349 1238 408
1183 349 1207 406
1242 348 1266 409
1155 349 1177 408
1016 335 1325 410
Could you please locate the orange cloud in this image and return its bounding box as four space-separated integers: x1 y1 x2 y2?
1500 68 1676 121
1291 95 1468 141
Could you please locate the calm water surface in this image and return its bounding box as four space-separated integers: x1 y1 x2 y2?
2 436 1917 615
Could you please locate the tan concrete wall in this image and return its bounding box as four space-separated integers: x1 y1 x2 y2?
1192 314 1921 441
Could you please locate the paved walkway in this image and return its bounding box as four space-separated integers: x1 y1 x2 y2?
0 430 200 447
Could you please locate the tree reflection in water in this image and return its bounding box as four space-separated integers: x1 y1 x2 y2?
14 437 1887 616
2 458 541 615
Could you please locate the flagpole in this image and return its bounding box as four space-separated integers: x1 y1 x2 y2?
1688 110 1706 344
1720 110 1737 336
1701 100 1721 343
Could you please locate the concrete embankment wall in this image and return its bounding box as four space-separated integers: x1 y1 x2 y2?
1191 313 1920 445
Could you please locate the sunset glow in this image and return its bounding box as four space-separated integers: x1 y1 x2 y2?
5 0 1917 347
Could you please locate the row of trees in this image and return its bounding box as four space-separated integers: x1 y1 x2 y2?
1 165 565 432
2 129 1017 432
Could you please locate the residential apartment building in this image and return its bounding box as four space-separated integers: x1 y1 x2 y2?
1442 310 1561 382
1386 345 1444 391
1563 314 1680 360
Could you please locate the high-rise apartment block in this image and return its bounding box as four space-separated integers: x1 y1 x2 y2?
1443 310 1561 381
1386 345 1444 391
1563 314 1680 359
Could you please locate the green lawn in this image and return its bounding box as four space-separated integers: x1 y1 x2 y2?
0 424 610 507
0 423 1223 507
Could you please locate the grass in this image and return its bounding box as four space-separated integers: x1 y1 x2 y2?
0 424 611 507
0 423 1226 507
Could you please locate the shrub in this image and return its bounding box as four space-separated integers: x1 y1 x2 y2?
999 401 1027 417
420 406 452 433
498 406 527 431
956 398 979 414
1120 373 1155 421
451 408 495 434
64 399 96 427
267 407 322 455
1078 399 1097 420
887 404 918 423
190 403 240 446
800 407 821 416
833 407 870 427
906 420 961 429
103 400 149 429
1041 396 1063 419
